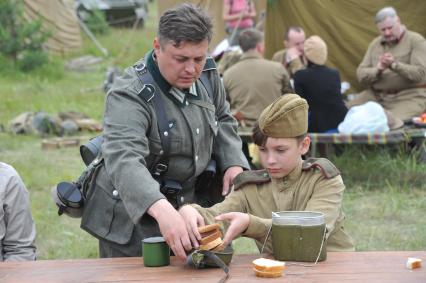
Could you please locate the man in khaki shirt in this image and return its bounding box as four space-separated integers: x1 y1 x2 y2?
179 94 354 254
223 28 292 127
351 6 426 121
272 26 307 79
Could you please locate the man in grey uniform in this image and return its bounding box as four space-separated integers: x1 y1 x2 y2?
80 4 249 261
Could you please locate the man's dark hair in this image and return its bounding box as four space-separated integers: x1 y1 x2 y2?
238 28 263 52
158 3 213 47
284 26 304 41
252 122 307 146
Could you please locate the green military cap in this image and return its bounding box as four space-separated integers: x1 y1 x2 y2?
258 94 308 138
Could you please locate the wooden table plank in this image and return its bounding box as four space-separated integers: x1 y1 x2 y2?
0 252 424 283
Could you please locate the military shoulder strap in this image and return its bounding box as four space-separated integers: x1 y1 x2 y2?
199 56 216 100
233 170 271 191
302 158 340 179
133 60 171 178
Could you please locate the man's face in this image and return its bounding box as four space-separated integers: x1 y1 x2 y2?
377 16 401 43
285 30 306 53
259 136 310 179
154 38 208 89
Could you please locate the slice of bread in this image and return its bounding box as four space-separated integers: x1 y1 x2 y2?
212 243 225 252
199 236 222 251
253 268 283 278
406 257 422 269
198 223 221 234
200 229 222 245
252 258 285 273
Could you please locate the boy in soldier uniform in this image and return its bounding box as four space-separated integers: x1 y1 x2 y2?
179 94 354 253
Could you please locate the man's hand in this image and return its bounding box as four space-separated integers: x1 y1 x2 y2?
178 205 205 248
378 52 395 70
147 199 192 261
382 52 395 67
286 47 301 63
222 166 243 196
215 212 250 247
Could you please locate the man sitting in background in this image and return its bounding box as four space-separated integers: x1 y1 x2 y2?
0 162 36 261
350 6 426 121
223 28 292 167
272 26 307 79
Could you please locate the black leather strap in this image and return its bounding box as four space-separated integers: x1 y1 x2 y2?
134 62 171 177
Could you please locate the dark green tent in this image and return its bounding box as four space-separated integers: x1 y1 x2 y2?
264 0 426 91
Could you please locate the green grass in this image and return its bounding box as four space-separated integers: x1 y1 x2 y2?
0 1 425 259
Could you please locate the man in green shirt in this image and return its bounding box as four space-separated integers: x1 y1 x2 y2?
80 4 249 261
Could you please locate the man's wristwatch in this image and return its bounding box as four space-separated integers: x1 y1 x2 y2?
390 62 398 70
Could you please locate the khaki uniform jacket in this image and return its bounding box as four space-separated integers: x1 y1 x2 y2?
272 49 307 78
223 51 292 127
0 163 36 261
192 158 354 254
354 30 426 120
81 50 249 254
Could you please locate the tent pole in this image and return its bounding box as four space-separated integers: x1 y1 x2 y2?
77 17 108 57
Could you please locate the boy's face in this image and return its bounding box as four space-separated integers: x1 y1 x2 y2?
259 136 310 179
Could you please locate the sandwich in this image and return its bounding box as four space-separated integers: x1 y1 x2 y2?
198 223 224 251
252 258 286 278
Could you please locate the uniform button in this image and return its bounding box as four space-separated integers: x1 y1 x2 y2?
196 128 200 134
159 150 164 155
185 101 189 106
195 155 199 161
180 196 185 203
163 131 168 137
112 190 119 196
215 121 218 126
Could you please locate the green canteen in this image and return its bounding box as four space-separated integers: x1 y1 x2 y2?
272 211 327 262
142 236 170 267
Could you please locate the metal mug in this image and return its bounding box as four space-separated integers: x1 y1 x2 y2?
142 236 170 267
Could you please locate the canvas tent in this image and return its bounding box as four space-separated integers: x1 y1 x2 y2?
264 0 426 92
24 0 82 53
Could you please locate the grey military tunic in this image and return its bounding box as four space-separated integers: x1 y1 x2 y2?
81 50 249 257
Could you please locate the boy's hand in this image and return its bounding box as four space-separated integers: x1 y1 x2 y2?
178 205 205 248
215 212 249 246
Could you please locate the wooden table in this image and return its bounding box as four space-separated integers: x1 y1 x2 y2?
0 252 424 283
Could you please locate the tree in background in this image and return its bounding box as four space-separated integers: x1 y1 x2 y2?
0 0 50 71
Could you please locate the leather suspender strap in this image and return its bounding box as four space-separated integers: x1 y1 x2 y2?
134 62 171 178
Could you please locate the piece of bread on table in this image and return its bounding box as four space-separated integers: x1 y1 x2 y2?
199 236 223 251
252 258 285 277
253 268 283 278
406 257 422 269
